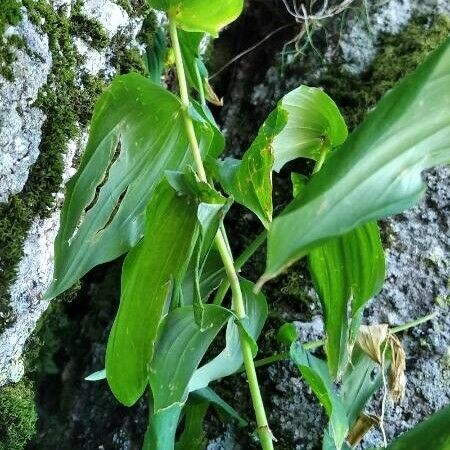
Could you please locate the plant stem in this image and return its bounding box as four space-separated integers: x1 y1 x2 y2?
213 230 267 305
168 18 273 450
248 311 438 371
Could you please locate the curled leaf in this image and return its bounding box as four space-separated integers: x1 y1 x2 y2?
388 334 406 403
356 324 406 403
356 324 389 366
346 413 380 447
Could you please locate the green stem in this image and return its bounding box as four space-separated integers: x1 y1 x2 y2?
213 230 267 305
168 18 273 450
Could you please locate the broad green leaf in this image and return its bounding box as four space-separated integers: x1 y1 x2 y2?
272 85 348 172
46 74 220 300
192 387 247 427
175 400 208 450
213 85 346 228
215 108 286 228
149 0 244 37
189 279 268 392
144 26 167 84
146 305 231 450
342 348 383 428
290 342 349 449
262 38 450 284
308 222 385 378
105 181 198 406
377 405 450 450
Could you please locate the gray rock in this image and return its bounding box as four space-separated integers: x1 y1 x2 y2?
0 9 52 203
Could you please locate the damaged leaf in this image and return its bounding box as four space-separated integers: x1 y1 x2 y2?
214 85 345 228
47 74 220 300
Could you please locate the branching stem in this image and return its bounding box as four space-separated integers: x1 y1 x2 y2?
168 17 274 450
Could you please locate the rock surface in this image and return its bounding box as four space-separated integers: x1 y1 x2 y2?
0 10 51 203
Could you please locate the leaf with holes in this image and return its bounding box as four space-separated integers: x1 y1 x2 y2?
46 73 221 300
189 279 268 392
290 342 349 450
105 180 198 406
308 222 385 378
150 0 244 36
212 85 346 228
261 37 450 285
145 305 231 450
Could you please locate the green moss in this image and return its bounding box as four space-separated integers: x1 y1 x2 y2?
317 15 450 130
115 0 149 18
110 30 145 74
0 380 37 450
0 0 21 35
0 0 23 80
71 1 109 50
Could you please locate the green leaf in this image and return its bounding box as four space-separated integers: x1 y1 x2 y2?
166 167 231 320
213 85 345 228
308 222 385 378
146 304 231 450
291 172 308 198
105 180 198 406
378 405 450 450
150 0 244 36
276 322 298 346
192 202 230 325
215 108 286 228
178 30 221 105
175 400 209 450
272 85 348 172
189 279 268 392
144 26 167 84
192 387 247 427
262 37 450 284
181 249 224 306
341 348 383 428
290 342 349 449
46 73 220 300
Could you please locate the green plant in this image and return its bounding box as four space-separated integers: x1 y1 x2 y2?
45 1 450 449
